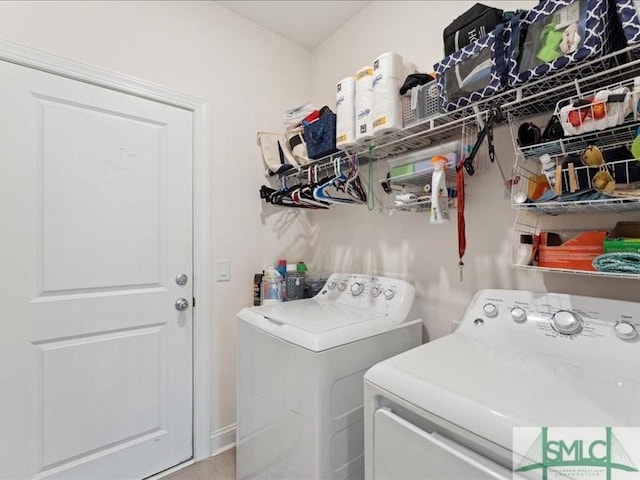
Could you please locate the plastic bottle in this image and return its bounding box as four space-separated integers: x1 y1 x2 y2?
285 263 305 301
430 155 450 224
261 267 284 305
276 259 287 278
539 154 556 187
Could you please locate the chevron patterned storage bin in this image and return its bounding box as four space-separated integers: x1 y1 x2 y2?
616 0 640 45
434 23 509 113
506 0 616 87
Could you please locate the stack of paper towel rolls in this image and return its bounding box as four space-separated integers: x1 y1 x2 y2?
355 66 374 143
372 52 406 137
335 77 356 150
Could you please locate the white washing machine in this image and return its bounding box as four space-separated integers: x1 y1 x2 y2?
236 273 422 480
364 289 640 479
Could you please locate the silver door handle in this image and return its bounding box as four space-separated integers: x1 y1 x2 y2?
175 298 189 311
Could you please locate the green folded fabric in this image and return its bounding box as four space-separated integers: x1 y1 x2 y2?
592 252 640 274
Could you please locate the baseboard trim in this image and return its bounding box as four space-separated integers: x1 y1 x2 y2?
210 424 236 457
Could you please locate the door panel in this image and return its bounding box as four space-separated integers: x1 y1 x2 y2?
38 95 165 293
0 59 193 479
39 326 165 467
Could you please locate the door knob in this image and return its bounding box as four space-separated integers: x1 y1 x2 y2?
175 298 189 311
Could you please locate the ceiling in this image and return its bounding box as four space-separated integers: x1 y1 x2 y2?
216 1 371 50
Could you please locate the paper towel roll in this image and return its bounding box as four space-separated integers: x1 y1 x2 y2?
355 66 374 142
336 76 356 149
373 52 406 136
374 52 405 80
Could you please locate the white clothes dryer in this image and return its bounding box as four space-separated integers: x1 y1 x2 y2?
236 273 422 480
364 289 640 479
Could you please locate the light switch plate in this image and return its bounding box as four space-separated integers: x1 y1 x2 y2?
216 259 231 282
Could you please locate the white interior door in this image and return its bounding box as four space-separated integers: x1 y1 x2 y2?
0 59 194 479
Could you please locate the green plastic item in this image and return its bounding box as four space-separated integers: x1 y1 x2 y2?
390 164 414 179
537 21 564 63
632 127 640 159
296 262 307 272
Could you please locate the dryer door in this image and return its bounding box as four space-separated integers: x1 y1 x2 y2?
373 408 513 479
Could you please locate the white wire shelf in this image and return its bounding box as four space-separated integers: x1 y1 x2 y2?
384 166 458 187
511 157 640 215
282 45 640 179
517 120 640 160
513 264 640 280
501 44 640 117
514 197 640 214
351 112 482 161
356 45 640 161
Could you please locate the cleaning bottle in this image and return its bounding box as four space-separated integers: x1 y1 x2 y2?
430 155 450 224
286 263 306 301
261 267 284 305
539 154 556 187
276 259 287 278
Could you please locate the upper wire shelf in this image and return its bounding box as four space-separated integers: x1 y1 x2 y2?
500 44 640 117
351 112 483 161
282 44 640 176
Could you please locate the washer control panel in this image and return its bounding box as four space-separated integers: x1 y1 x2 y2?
461 289 640 345
317 273 412 313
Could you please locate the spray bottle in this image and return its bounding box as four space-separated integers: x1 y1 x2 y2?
430 155 450 224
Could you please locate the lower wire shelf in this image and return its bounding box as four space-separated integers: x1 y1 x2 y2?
513 264 640 280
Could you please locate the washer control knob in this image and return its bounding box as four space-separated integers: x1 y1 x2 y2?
327 281 337 290
337 282 347 292
483 303 498 318
551 310 582 335
384 289 395 300
370 286 382 297
510 307 527 323
614 321 637 340
351 282 365 296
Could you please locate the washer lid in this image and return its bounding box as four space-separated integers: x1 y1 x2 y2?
252 299 387 332
365 333 640 455
237 299 417 352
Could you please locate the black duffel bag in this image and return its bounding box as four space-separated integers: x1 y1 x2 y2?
443 3 504 56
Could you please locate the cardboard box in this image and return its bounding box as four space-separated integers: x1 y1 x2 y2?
538 231 607 271
604 222 640 253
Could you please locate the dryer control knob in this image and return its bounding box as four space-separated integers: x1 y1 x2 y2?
370 286 382 297
351 282 365 296
327 281 336 290
551 310 582 335
614 321 637 340
483 303 498 318
510 307 527 323
337 282 347 292
384 289 395 300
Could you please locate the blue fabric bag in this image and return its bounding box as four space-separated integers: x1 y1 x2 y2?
506 0 617 87
615 0 640 46
434 22 509 112
303 112 340 160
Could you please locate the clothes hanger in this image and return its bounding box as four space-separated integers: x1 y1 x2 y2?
313 159 358 204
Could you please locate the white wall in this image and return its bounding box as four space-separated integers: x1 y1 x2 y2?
310 0 640 340
0 0 312 451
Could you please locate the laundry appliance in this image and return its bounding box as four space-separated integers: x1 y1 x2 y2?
364 289 640 479
236 273 422 480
